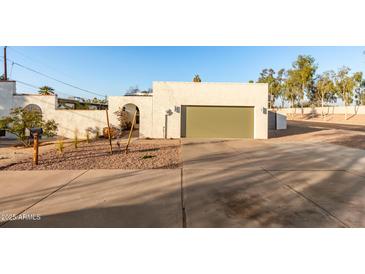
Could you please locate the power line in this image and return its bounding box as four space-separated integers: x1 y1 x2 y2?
1 56 106 98
2 54 102 99
14 79 84 99
12 61 106 98
9 61 14 78
7 46 74 79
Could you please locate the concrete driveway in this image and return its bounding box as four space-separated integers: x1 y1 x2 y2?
1 122 365 227
181 138 365 227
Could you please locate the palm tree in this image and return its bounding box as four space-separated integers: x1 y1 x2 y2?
38 86 55 95
193 74 202 82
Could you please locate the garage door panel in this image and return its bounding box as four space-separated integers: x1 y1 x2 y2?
183 106 254 138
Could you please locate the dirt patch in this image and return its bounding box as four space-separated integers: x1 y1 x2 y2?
2 139 181 170
268 120 365 150
288 113 365 126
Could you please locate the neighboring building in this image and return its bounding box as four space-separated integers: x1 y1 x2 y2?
0 80 269 139
57 97 108 110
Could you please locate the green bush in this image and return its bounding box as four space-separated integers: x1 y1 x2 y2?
0 107 58 146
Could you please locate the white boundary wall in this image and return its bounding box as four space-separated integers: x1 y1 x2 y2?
277 106 365 116
1 82 107 139
12 94 107 139
0 81 15 118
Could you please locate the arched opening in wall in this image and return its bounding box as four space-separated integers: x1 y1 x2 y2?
121 103 140 138
24 104 42 117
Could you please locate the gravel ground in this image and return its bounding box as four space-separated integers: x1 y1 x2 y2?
0 138 60 169
2 139 181 170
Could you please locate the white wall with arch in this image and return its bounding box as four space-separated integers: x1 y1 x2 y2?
108 95 153 138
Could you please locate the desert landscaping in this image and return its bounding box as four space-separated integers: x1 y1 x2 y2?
1 138 181 170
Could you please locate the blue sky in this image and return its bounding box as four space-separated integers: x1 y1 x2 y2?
3 46 365 99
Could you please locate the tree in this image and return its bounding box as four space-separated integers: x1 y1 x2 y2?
139 88 153 94
284 69 302 114
193 74 202 82
114 108 131 129
125 85 140 95
257 68 275 108
276 69 286 108
334 67 363 120
38 86 55 95
291 55 318 116
305 77 319 105
354 79 365 105
0 108 58 146
257 68 284 108
74 101 91 110
315 71 336 117
85 97 108 105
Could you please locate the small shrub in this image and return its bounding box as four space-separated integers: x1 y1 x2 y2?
85 129 91 143
73 130 79 149
0 107 58 146
114 108 130 129
85 126 100 141
56 138 64 154
103 126 120 139
93 126 100 140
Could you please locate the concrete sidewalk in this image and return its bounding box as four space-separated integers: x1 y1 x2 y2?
1 169 182 228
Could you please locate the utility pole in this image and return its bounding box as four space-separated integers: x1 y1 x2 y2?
3 46 7 80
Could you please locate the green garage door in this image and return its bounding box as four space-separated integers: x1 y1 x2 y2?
181 106 254 138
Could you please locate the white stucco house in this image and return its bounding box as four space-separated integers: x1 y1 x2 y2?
0 80 269 139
